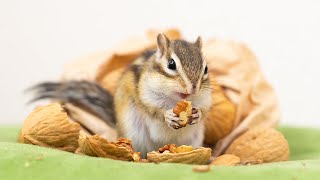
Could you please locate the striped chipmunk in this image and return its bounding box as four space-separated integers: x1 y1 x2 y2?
29 34 212 157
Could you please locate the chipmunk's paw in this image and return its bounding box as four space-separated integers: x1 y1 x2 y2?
165 109 186 129
188 108 202 125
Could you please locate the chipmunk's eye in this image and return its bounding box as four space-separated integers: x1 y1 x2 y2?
168 58 176 70
204 65 208 74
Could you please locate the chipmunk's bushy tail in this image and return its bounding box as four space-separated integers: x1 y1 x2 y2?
27 80 116 128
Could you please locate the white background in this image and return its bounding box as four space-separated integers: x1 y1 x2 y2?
0 0 319 126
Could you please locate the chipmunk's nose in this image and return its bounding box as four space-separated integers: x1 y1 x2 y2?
192 84 198 94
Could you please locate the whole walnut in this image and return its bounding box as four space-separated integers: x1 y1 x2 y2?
226 128 289 163
19 103 81 152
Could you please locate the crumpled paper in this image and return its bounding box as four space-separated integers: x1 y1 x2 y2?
61 29 280 156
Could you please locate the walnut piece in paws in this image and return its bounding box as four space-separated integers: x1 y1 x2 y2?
173 100 192 125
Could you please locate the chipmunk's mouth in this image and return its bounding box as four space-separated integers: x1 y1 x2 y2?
178 93 190 99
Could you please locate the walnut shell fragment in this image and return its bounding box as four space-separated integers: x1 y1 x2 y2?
19 103 81 152
147 145 211 165
226 128 289 163
78 134 140 162
173 100 192 125
210 154 241 166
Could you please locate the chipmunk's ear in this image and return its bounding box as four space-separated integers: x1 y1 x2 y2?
195 36 202 49
157 33 170 57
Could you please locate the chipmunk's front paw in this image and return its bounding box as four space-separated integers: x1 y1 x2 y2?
165 109 186 129
188 108 202 125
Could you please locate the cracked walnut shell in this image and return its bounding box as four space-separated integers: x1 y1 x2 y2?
147 145 211 165
78 134 140 162
19 103 81 152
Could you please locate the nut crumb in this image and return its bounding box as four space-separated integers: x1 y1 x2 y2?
192 165 211 172
132 152 141 162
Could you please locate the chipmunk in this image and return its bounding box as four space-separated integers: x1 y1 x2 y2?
29 34 212 157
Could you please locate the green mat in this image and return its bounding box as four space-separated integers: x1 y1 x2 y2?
0 126 320 180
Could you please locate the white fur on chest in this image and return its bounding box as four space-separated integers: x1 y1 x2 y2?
123 102 204 156
146 118 204 147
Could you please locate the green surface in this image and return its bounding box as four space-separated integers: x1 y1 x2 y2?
0 126 320 180
0 126 20 142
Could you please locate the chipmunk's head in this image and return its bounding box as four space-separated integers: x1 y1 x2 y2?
148 33 211 101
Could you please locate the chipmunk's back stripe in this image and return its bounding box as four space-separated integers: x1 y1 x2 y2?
141 50 156 61
129 51 156 84
130 64 142 84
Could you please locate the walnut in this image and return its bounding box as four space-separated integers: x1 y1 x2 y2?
132 152 141 162
158 144 177 153
173 100 192 125
147 145 211 165
158 144 193 153
225 128 290 163
173 145 194 153
210 154 241 166
78 134 141 161
19 103 81 152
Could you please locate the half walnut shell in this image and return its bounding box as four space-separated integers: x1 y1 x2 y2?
78 134 141 162
147 145 211 165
